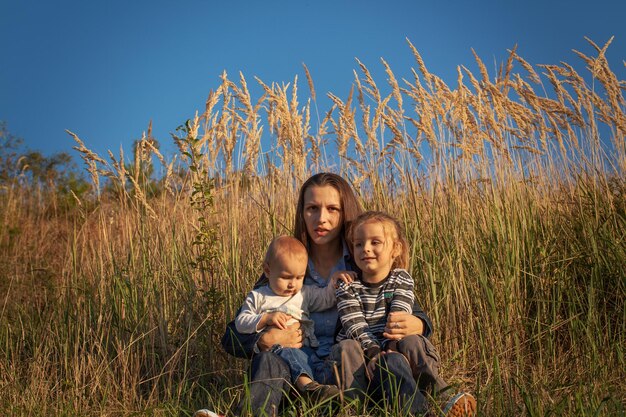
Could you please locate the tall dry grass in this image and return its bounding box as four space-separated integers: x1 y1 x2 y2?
1 38 625 415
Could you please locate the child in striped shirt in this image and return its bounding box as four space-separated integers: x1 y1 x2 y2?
336 211 476 416
335 211 414 361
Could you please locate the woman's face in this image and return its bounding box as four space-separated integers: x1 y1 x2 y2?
303 185 343 248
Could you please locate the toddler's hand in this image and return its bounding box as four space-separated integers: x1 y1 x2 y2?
331 270 357 288
265 312 291 330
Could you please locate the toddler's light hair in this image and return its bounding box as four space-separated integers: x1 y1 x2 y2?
347 211 409 270
264 235 308 268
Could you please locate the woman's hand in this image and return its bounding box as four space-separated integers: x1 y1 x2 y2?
382 311 424 340
257 321 303 351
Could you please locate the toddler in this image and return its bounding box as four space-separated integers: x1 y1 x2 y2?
235 235 342 401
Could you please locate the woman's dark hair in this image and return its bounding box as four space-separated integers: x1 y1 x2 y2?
293 173 363 250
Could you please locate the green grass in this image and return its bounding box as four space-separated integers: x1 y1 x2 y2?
1 171 624 416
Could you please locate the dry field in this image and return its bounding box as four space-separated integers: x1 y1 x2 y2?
1 38 625 416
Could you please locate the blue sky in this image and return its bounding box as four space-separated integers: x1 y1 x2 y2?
1 0 625 163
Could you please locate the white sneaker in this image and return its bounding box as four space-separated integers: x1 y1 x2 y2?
193 410 224 417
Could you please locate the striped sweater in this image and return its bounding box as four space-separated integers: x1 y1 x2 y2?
336 268 415 351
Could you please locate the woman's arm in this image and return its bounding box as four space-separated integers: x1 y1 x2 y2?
257 324 303 350
221 320 261 359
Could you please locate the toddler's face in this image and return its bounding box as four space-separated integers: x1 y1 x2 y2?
266 254 307 296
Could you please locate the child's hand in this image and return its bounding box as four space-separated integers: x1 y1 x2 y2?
364 345 383 380
264 312 292 330
365 344 381 360
331 270 357 288
385 340 398 353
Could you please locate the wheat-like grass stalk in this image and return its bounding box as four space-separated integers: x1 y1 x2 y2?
67 129 106 199
302 62 316 102
355 58 381 104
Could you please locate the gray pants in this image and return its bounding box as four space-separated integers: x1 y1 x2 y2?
328 339 367 398
395 334 447 392
332 335 446 392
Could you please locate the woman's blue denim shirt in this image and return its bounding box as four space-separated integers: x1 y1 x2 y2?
305 240 353 358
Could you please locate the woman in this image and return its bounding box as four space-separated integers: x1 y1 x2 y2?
221 173 433 416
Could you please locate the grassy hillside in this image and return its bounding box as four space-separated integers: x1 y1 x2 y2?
1 39 624 416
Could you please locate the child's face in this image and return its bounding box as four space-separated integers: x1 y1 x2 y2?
264 254 307 296
352 220 398 282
